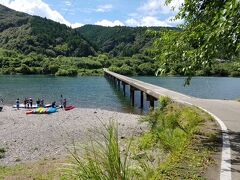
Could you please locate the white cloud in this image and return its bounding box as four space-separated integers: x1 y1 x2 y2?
64 0 71 6
96 4 112 12
126 16 170 27
0 0 83 28
95 19 124 27
125 18 139 26
125 0 185 27
71 22 84 28
139 0 184 15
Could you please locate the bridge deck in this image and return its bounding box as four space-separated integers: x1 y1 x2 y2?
104 69 240 180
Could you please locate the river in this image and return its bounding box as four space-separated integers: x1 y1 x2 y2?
0 75 239 113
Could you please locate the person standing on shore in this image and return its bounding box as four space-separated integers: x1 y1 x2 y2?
29 98 33 108
27 98 29 109
24 98 27 108
60 95 63 108
63 98 67 108
0 98 3 112
16 98 20 110
40 98 44 107
51 101 56 108
36 98 40 107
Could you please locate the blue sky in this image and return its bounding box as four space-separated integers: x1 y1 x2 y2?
0 0 184 28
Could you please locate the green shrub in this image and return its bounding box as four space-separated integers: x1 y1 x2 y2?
137 63 156 75
78 69 103 76
1 67 16 75
141 97 206 152
30 67 43 74
76 59 102 69
55 68 78 76
55 69 68 76
17 64 31 74
109 65 135 76
48 65 59 74
159 96 171 110
230 71 240 77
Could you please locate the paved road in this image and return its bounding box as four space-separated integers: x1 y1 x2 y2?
104 69 240 180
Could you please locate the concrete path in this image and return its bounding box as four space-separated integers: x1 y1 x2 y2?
104 69 240 180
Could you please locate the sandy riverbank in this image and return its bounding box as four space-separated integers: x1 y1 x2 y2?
0 106 146 166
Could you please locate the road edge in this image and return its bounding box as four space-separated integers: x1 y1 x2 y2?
178 100 232 180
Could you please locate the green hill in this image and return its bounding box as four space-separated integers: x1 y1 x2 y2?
0 4 179 58
0 4 96 57
77 25 178 56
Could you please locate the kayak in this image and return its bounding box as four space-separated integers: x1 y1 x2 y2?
13 104 52 109
26 107 57 114
64 105 75 111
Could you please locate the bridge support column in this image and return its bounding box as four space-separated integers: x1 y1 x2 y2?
140 91 144 108
147 95 156 109
113 77 117 86
109 75 113 81
122 82 126 96
130 86 135 106
117 79 120 89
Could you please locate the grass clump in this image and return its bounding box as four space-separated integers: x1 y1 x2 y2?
141 97 207 152
63 120 134 180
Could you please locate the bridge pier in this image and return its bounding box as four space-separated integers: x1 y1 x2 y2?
140 91 144 108
130 86 135 106
122 82 126 96
147 94 156 109
117 79 120 89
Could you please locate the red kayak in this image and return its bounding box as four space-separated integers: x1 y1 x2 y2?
64 105 75 111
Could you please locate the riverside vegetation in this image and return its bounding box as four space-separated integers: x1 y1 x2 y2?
0 97 220 179
1 47 240 77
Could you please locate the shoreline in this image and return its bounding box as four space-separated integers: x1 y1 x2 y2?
1 73 240 78
1 103 143 115
0 106 146 166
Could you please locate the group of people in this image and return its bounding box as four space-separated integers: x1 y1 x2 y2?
15 95 67 110
15 97 44 110
24 97 34 108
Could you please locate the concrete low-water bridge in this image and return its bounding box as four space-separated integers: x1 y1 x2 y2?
104 69 240 180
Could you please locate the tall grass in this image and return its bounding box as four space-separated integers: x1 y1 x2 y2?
63 120 133 180
140 96 206 152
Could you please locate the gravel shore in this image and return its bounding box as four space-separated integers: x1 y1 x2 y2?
0 106 145 166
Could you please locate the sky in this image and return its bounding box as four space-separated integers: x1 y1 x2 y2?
0 0 184 28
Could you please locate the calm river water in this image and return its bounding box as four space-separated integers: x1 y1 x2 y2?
0 75 239 112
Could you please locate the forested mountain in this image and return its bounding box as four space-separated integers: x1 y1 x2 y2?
0 4 179 58
77 25 178 57
0 4 96 57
